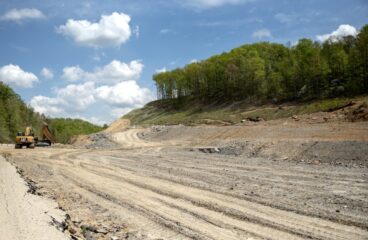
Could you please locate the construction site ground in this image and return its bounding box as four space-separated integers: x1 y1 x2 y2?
1 110 368 240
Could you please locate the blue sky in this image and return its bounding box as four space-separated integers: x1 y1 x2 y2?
0 0 367 124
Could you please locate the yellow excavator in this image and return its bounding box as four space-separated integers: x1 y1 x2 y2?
15 122 55 149
15 127 36 149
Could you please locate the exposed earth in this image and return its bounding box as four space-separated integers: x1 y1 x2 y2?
1 109 368 240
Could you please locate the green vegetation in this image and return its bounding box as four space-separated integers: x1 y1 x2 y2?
124 96 366 126
154 25 368 103
0 82 103 143
0 82 44 142
128 25 368 126
48 118 104 144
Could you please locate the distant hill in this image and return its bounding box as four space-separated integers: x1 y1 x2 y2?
0 82 103 143
48 118 104 144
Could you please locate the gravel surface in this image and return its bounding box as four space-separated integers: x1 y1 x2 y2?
1 118 367 240
0 156 68 240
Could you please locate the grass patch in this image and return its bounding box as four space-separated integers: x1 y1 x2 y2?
123 96 366 126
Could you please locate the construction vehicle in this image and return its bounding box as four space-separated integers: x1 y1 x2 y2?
15 123 55 149
15 127 36 149
37 122 55 146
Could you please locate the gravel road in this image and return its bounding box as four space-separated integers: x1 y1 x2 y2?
1 119 368 240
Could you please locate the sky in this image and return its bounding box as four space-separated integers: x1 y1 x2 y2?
0 0 367 125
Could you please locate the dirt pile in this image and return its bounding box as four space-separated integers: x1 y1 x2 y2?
68 135 91 147
85 132 119 149
69 133 119 149
196 140 368 167
104 118 131 133
345 101 368 122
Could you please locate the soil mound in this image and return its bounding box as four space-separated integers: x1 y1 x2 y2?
104 119 131 133
345 101 368 122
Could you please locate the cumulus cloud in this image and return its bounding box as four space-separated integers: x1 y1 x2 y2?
56 82 96 110
252 29 272 39
316 24 358 42
0 64 38 88
62 60 143 84
179 0 253 9
96 81 153 106
40 68 54 79
30 96 64 115
0 8 45 22
30 60 152 124
61 66 85 82
30 81 96 115
57 12 132 48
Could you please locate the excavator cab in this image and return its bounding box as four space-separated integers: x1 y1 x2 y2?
15 127 35 149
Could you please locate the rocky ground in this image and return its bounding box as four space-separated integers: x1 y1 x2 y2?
0 107 367 240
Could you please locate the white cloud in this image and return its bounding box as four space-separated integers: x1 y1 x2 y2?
62 60 143 84
155 67 167 73
179 0 253 9
30 96 64 115
30 61 153 124
190 59 198 63
316 24 358 42
0 8 45 22
31 82 96 114
252 29 272 39
57 12 132 48
0 64 38 88
61 66 85 82
96 81 153 106
87 60 143 84
56 82 96 110
40 68 54 79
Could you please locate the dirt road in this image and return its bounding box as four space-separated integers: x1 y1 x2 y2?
1 120 368 240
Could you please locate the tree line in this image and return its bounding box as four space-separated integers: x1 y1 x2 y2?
153 25 368 103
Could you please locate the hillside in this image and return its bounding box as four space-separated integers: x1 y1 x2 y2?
153 25 367 107
123 96 368 126
0 82 103 143
48 118 104 144
122 25 368 126
0 82 45 142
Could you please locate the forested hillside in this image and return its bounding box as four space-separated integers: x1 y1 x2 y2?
154 25 368 102
48 118 104 144
0 82 103 143
0 82 44 142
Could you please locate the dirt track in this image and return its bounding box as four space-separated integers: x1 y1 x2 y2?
1 119 368 240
